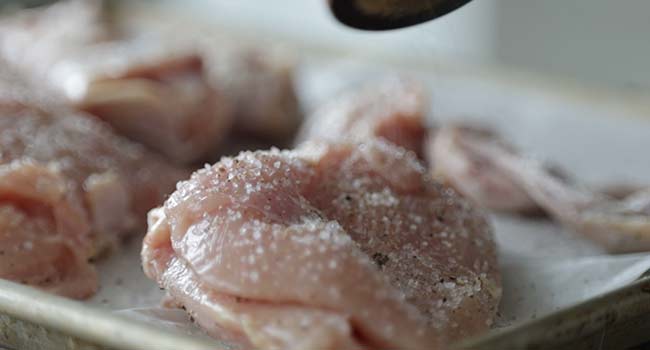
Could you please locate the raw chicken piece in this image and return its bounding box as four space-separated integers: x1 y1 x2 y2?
0 160 96 299
61 36 234 164
0 0 233 164
203 42 303 143
437 125 650 252
116 3 304 143
428 126 540 213
0 88 187 298
297 78 428 157
142 139 500 349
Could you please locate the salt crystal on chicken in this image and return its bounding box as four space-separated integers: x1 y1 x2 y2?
142 139 501 349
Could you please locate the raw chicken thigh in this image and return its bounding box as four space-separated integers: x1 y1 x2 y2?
204 42 302 143
297 78 427 157
428 126 540 213
0 0 233 164
0 159 96 299
59 36 234 164
0 73 187 298
431 125 650 253
0 0 303 161
142 139 500 349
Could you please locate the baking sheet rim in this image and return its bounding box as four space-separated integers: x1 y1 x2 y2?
2 275 650 349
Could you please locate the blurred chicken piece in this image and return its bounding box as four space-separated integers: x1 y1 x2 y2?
204 42 302 143
0 0 232 164
142 140 500 349
428 126 540 213
0 68 187 297
432 125 650 253
57 37 234 164
0 0 303 160
297 78 427 157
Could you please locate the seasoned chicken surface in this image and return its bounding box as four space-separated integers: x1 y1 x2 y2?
297 78 427 157
0 159 96 299
433 125 650 252
0 76 187 297
142 140 500 349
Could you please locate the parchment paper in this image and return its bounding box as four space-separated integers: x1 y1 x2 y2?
88 56 650 337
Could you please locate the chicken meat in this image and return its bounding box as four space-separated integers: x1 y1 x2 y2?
0 69 187 297
0 0 233 164
428 126 541 213
58 36 234 164
431 125 650 253
297 78 428 157
203 42 303 143
142 139 500 349
1 0 303 161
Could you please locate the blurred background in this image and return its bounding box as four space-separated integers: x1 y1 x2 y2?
159 0 650 94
